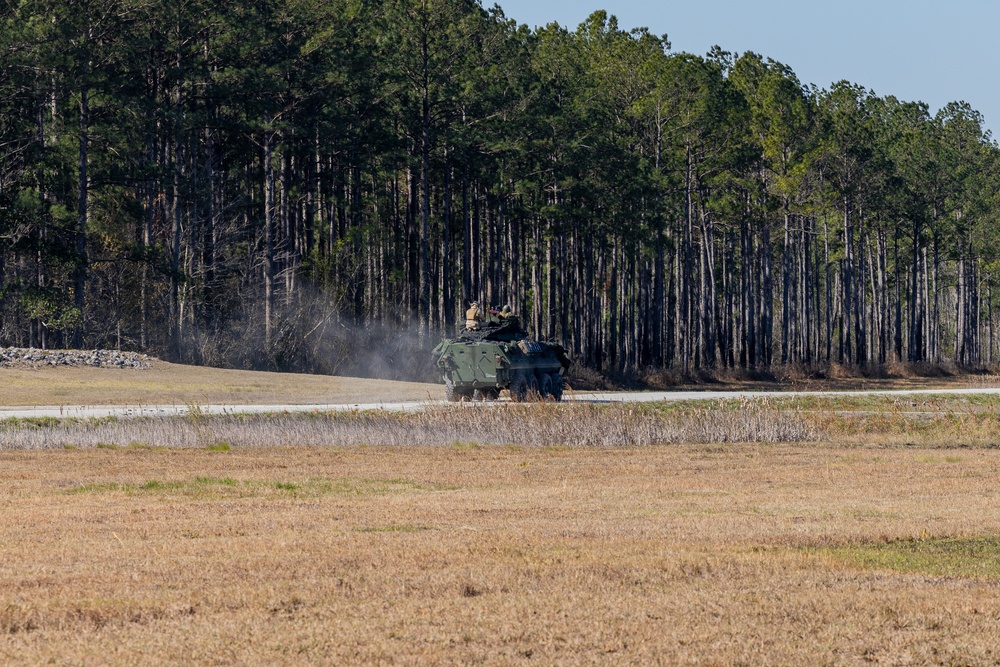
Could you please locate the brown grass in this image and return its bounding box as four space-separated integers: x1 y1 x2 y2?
5 361 1000 664
0 400 816 450
3 443 1000 665
5 394 1000 451
0 361 440 406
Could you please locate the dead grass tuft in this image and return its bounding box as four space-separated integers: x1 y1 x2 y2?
461 584 484 598
564 362 607 390
884 360 958 378
825 361 865 379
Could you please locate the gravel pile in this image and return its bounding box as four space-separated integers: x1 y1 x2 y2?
0 348 153 369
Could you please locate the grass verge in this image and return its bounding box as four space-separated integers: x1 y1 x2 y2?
816 536 1000 579
5 394 1000 450
0 400 815 450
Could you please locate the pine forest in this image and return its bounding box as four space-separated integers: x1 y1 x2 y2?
2 0 999 380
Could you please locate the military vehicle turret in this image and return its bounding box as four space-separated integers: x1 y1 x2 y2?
432 314 570 401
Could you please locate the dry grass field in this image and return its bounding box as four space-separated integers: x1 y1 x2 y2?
3 436 1000 665
4 362 1000 664
0 362 440 406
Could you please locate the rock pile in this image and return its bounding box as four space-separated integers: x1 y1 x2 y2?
0 348 153 369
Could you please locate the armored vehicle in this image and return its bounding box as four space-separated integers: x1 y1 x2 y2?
432 316 570 401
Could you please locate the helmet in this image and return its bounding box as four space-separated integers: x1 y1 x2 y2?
501 305 511 314
470 301 479 307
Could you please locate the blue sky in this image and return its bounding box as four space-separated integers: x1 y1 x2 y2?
493 0 999 137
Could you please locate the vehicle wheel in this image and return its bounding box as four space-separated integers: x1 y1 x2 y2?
509 373 528 402
548 373 564 402
525 373 539 400
538 372 553 399
445 379 464 402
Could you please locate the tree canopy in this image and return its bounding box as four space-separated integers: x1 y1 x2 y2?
1 1 998 377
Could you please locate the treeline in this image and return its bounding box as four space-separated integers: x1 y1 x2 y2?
1 0 999 378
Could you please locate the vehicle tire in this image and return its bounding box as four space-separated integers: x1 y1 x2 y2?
473 388 497 401
525 373 539 400
509 373 528 402
548 373 564 402
445 379 464 402
538 372 553 399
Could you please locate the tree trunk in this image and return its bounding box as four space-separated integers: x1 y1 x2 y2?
418 25 431 332
74 84 89 348
264 128 276 351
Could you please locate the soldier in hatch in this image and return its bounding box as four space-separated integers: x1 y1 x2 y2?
497 304 521 329
465 302 482 330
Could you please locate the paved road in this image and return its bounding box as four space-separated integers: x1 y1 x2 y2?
2 385 999 420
